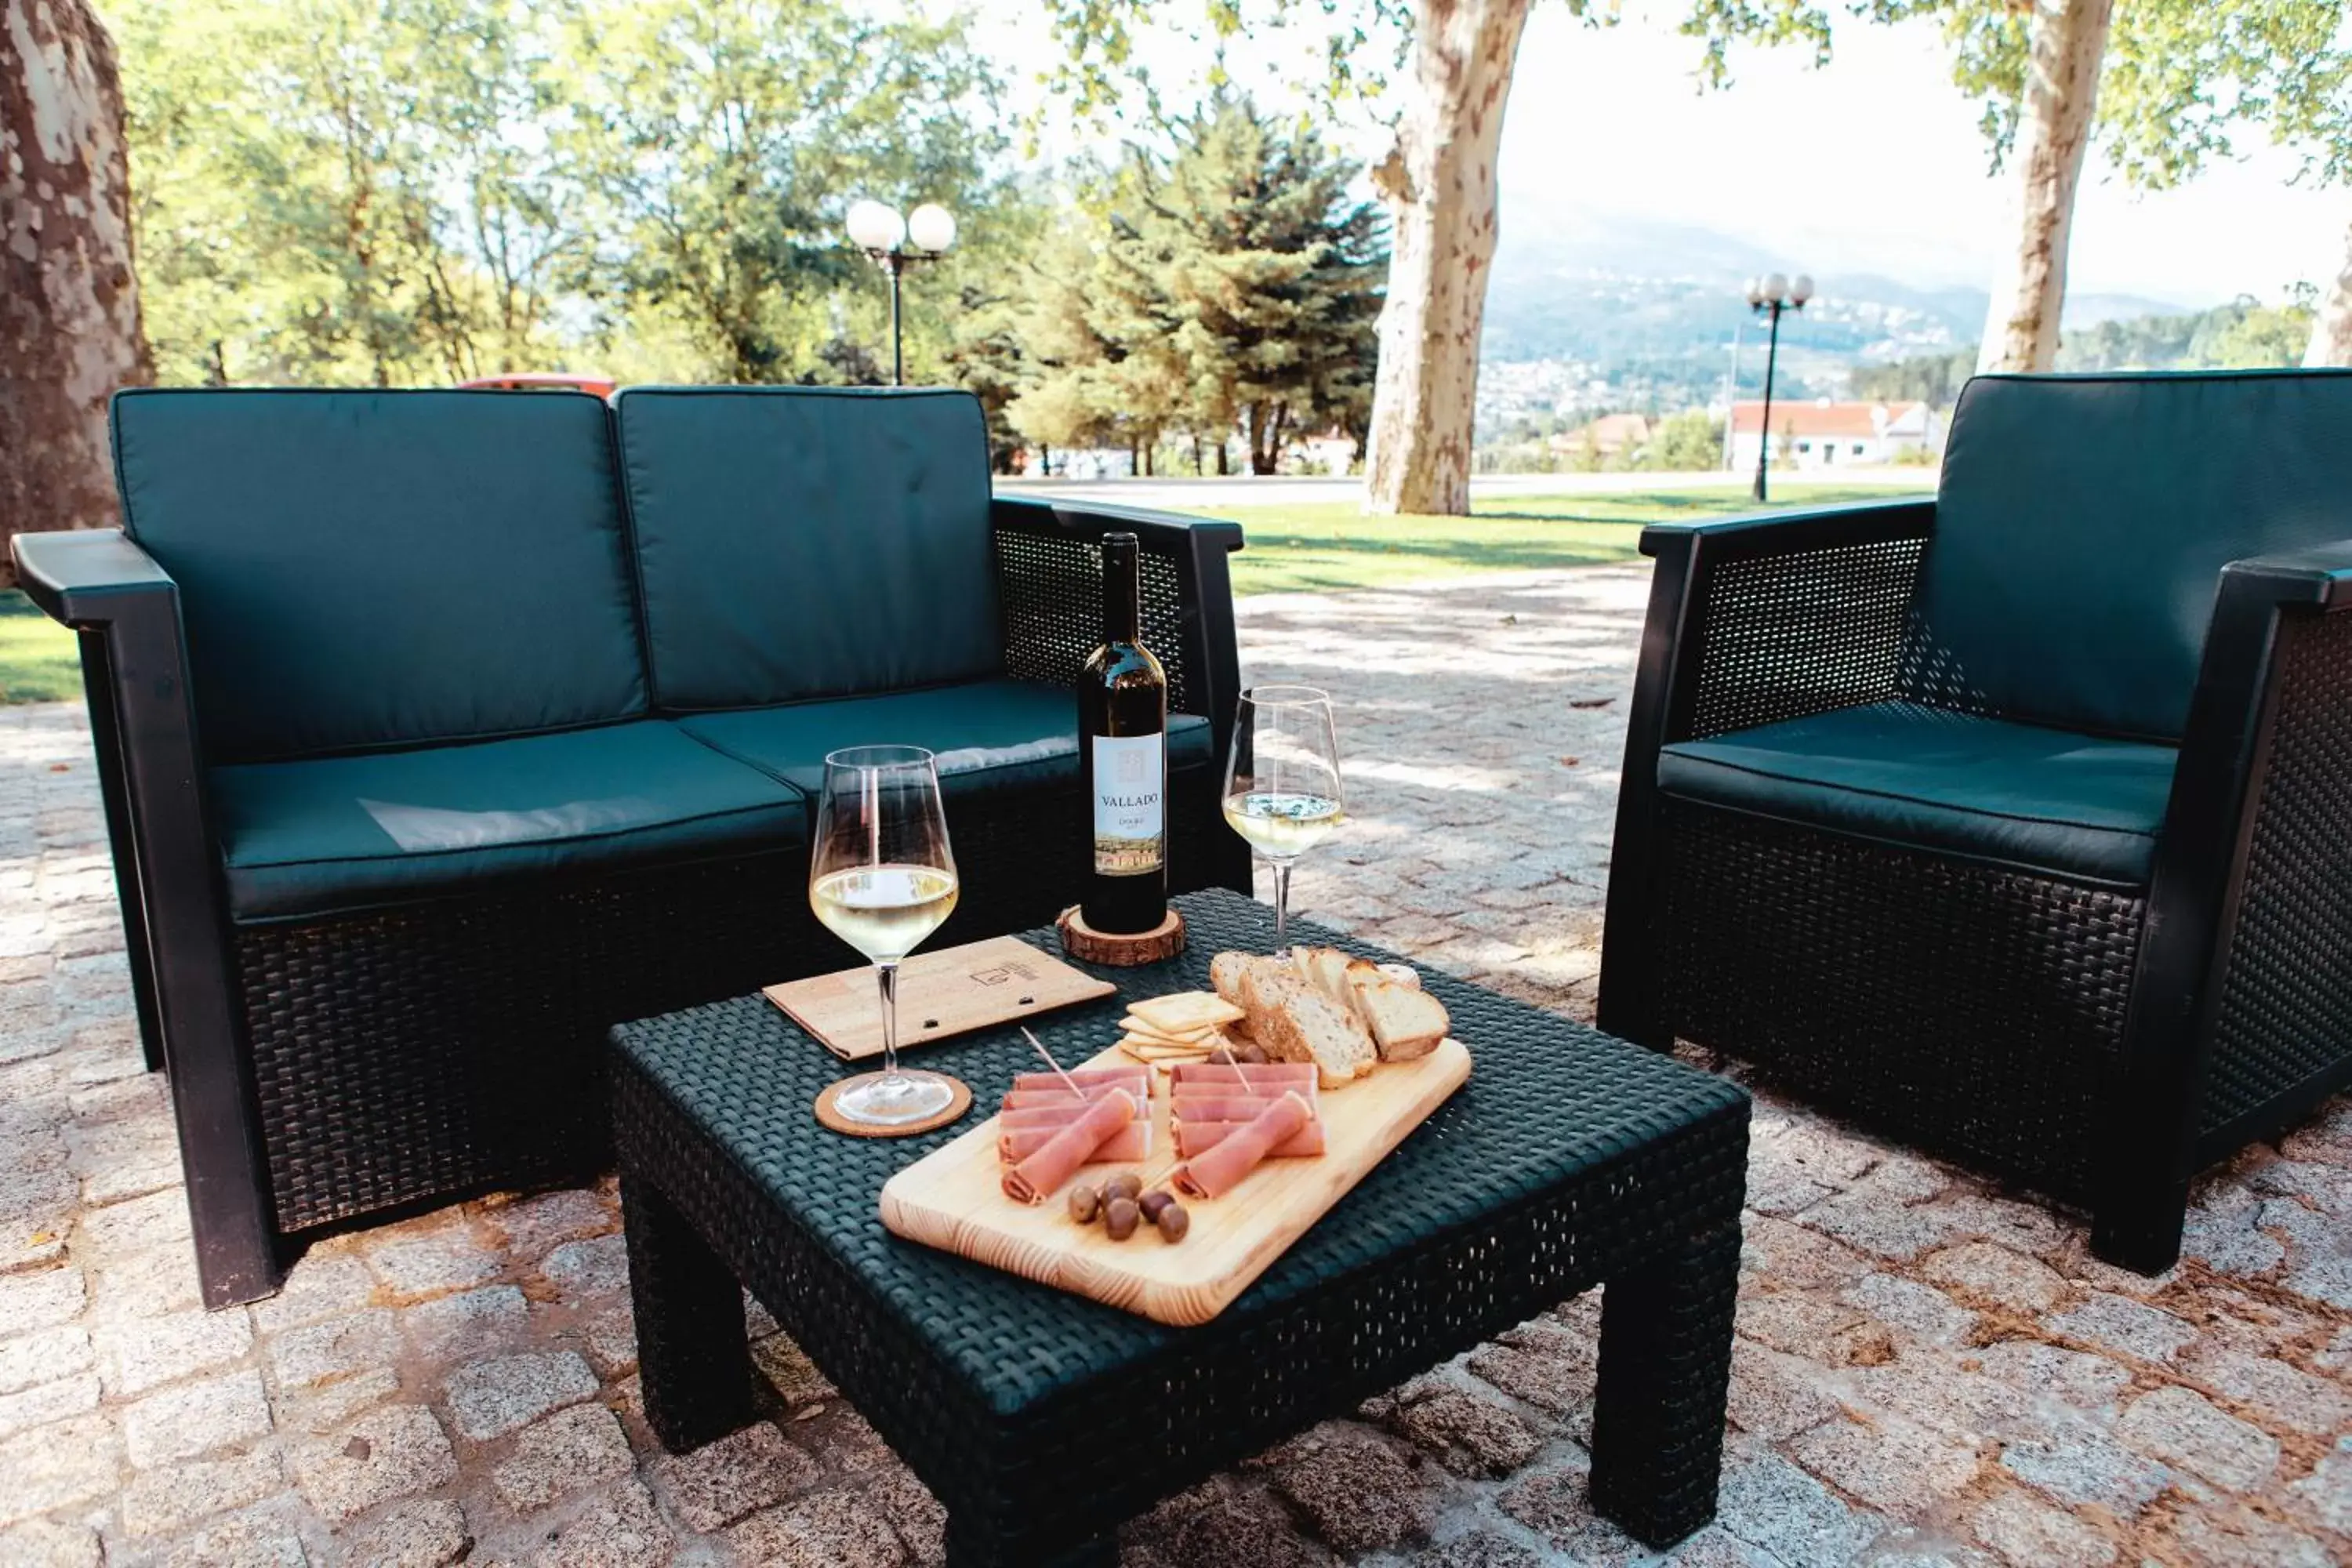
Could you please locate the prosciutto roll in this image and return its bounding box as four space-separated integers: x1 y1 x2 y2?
1008 1070 1149 1098
998 1121 1152 1163
1169 1062 1316 1094
1171 1091 1315 1199
1000 1102 1142 1131
1170 1094 1320 1123
1002 1087 1144 1111
1172 1119 1325 1159
1003 1088 1137 1204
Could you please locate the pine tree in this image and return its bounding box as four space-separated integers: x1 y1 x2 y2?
1102 94 1385 474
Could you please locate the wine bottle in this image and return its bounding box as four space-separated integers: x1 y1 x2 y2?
1080 532 1169 933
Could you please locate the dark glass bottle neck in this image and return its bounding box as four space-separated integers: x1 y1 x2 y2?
1102 534 1141 644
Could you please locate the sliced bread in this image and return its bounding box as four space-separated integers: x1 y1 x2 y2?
1346 959 1450 1061
1250 970 1378 1087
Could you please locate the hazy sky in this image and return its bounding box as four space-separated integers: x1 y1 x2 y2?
982 2 2347 310
1502 6 2344 307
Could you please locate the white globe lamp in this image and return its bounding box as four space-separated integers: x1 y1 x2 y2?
845 199 906 253
907 203 957 255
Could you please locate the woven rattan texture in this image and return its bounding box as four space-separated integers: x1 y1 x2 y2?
995 528 1194 714
2205 609 2352 1135
610 889 1749 1563
1685 537 1926 740
241 772 1232 1236
1657 800 2143 1203
240 852 811 1232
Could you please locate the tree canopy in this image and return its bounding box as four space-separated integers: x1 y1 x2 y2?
111 0 1022 387
1006 93 1387 474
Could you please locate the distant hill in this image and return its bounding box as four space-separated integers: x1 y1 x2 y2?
1476 209 2187 388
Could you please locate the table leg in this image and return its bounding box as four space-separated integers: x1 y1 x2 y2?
621 1171 757 1454
1588 1220 1741 1548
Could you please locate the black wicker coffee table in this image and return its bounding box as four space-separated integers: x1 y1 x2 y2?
608 888 1749 1566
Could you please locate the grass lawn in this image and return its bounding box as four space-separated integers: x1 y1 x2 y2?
1172 478 1930 597
0 590 80 704
0 477 1932 703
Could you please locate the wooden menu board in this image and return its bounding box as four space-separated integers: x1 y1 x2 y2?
764 935 1117 1062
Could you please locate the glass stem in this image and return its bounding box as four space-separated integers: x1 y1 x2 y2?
1272 859 1293 955
876 961 901 1080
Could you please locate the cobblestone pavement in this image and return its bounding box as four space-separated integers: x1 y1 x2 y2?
2 564 2350 1566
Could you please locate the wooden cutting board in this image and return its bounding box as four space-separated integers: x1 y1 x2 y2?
878 1039 1472 1326
764 936 1116 1062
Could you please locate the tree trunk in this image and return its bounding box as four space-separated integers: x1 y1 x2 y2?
1 0 151 583
1362 0 1532 516
2305 215 2352 368
1976 0 2114 373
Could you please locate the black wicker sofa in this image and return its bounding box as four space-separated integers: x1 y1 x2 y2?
1599 368 2352 1273
13 385 1247 1307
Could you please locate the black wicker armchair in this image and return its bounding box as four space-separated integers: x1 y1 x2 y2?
1599 368 2352 1272
14 386 1248 1306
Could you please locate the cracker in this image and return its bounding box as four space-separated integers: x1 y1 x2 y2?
1118 1014 1216 1044
1118 1036 1214 1062
1129 992 1245 1033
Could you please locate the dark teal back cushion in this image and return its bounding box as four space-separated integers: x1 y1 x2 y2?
613 387 1000 711
113 389 647 764
1915 369 2352 741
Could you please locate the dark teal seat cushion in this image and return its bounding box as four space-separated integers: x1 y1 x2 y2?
675 679 1214 805
111 388 646 764
613 387 1000 712
1657 702 2177 885
1917 368 2352 741
212 721 805 922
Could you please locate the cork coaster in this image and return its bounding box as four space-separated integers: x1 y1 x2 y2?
1057 905 1187 967
814 1073 971 1139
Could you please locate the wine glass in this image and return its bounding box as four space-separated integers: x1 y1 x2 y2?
809 746 962 1127
1221 687 1342 956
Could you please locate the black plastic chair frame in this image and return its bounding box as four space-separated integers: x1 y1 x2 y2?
1599 497 2352 1273
13 495 1251 1308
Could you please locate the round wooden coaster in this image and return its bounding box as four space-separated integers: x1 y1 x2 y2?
814 1073 972 1139
1057 905 1187 966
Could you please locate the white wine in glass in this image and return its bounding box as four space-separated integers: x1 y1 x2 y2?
810 746 962 1127
1221 687 1342 955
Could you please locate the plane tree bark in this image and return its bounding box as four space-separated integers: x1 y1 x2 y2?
1362 0 1532 515
1976 0 2114 372
0 0 151 583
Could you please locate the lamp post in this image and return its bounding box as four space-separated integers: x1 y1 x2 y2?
1745 271 1813 502
844 199 957 386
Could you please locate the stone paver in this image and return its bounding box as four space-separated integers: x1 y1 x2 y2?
0 571 2349 1563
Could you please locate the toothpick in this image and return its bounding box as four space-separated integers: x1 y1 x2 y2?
1022 1028 1088 1101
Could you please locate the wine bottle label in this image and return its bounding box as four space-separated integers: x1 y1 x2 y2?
1091 735 1165 877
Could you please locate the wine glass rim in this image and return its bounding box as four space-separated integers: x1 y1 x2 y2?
822 744 938 770
1241 684 1332 708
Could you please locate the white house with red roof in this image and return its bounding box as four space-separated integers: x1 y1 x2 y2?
1727 398 1938 471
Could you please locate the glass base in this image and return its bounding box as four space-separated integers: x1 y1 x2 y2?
832 1069 956 1127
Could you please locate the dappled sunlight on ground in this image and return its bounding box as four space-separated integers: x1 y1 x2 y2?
0 564 2348 1566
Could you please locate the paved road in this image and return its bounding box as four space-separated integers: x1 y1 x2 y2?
1000 470 1930 510
0 567 2343 1566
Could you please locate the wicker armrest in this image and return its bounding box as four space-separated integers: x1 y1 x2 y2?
13 527 175 625
1634 499 1936 744
1639 496 1936 564
2107 535 2352 1204
11 529 274 1302
987 495 1244 731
